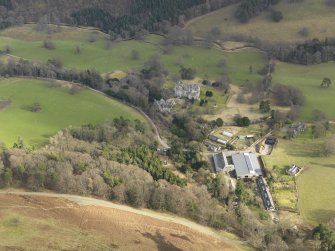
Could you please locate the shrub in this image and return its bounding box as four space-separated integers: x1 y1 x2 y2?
298 27 309 37
74 45 81 54
131 49 140 60
205 91 213 97
235 116 250 127
30 102 42 112
271 10 283 22
48 58 63 68
180 66 196 80
215 118 224 127
259 100 271 113
43 40 55 50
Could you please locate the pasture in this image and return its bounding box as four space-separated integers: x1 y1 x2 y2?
272 61 335 121
0 35 156 73
264 129 335 224
0 24 266 81
0 78 146 147
161 46 266 84
186 0 335 43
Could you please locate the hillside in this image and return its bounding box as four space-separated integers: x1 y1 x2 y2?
1 1 335 250
0 24 266 80
0 0 236 37
0 193 246 251
0 78 147 147
272 61 335 121
186 0 335 43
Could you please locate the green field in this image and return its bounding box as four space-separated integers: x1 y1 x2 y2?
0 78 146 147
0 33 156 73
0 24 266 81
264 129 335 224
272 61 335 121
273 189 296 210
186 0 335 43
160 46 266 84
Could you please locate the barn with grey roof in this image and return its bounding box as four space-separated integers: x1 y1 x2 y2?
232 153 263 179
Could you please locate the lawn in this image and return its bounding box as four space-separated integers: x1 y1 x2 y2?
186 0 335 43
0 78 146 147
264 129 335 224
0 24 267 81
272 61 335 121
190 85 230 116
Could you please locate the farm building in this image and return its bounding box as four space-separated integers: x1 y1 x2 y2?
222 131 233 138
208 135 218 142
174 82 200 100
265 136 278 146
208 135 227 145
237 135 254 140
213 152 234 173
232 153 263 179
204 141 221 152
217 138 227 145
286 165 303 176
256 176 275 211
213 152 226 172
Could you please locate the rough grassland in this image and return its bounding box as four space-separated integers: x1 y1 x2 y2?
0 194 244 251
0 25 266 81
0 78 146 147
264 130 335 224
272 61 335 121
0 24 107 41
186 0 335 43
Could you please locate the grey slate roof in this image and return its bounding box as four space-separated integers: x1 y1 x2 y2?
256 176 275 210
232 153 263 177
213 152 225 172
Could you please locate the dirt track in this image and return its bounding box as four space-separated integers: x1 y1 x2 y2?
0 191 247 251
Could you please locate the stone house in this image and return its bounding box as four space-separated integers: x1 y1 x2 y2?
174 82 200 100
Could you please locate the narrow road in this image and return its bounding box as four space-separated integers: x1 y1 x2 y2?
247 130 273 152
0 191 247 247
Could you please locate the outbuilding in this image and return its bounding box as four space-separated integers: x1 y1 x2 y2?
232 153 263 179
222 131 233 138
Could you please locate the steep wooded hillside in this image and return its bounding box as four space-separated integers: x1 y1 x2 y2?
0 0 239 37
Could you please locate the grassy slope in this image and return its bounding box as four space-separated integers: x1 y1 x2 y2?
0 36 156 73
264 129 335 224
0 213 112 250
0 78 145 147
186 0 335 43
161 46 265 84
272 61 335 121
0 25 266 81
0 194 249 251
223 48 265 85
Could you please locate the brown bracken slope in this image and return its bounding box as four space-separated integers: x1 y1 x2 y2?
0 194 243 251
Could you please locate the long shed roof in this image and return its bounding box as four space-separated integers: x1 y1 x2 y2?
232 153 262 177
